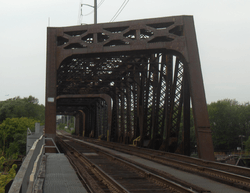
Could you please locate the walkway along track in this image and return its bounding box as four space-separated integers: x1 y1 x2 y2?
57 132 250 192
57 135 203 193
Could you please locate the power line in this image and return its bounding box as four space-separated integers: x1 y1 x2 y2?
110 0 129 22
98 0 105 8
110 0 128 22
82 0 105 16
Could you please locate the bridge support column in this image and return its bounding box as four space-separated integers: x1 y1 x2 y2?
80 110 86 137
45 28 57 140
184 16 215 161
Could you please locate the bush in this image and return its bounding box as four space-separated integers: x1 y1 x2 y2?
0 117 38 156
0 156 17 193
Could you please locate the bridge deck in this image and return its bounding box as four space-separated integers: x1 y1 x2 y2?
78 139 248 193
44 153 87 193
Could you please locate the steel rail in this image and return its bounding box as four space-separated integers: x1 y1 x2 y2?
130 145 250 177
58 140 106 193
90 139 250 190
58 137 130 193
60 134 250 191
83 137 250 177
58 135 197 193
82 137 250 177
57 134 204 192
78 143 198 193
65 154 94 193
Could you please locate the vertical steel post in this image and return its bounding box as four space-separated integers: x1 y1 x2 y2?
155 55 163 141
116 89 120 142
134 77 140 139
126 85 131 142
75 113 80 135
160 54 173 151
183 65 190 156
160 54 166 138
45 28 57 140
94 0 97 24
80 110 86 137
139 74 145 147
121 92 125 143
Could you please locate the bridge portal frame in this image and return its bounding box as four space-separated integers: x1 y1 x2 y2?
45 15 214 161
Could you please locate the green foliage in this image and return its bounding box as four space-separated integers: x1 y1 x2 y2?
245 136 250 152
0 153 17 173
0 96 44 156
0 96 45 124
57 123 67 131
7 133 27 156
0 117 38 156
57 122 74 134
0 96 45 191
207 99 250 151
178 99 250 153
56 116 75 134
0 156 17 193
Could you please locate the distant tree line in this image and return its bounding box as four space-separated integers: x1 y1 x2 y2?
207 99 250 152
178 99 250 153
0 96 44 123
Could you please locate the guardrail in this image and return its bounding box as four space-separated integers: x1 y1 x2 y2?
9 135 44 193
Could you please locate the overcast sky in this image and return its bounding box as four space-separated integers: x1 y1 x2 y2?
0 0 249 105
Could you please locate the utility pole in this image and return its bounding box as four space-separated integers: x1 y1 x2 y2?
94 0 97 24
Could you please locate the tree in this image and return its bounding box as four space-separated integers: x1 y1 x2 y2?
177 99 250 154
0 96 45 192
0 96 45 124
207 99 250 152
244 136 250 151
0 117 38 156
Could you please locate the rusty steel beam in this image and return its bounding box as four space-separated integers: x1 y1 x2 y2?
182 16 214 161
45 15 214 161
183 65 191 156
45 28 57 140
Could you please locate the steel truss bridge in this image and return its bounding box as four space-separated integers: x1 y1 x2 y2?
45 15 214 161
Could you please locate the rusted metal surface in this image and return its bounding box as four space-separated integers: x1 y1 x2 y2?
46 15 214 160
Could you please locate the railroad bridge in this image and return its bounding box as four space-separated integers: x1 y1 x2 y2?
10 15 250 193
46 15 214 161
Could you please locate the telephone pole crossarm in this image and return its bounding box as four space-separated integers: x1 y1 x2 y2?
80 0 97 24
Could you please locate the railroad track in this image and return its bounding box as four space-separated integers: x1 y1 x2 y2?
57 135 205 193
81 137 250 191
57 132 250 192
